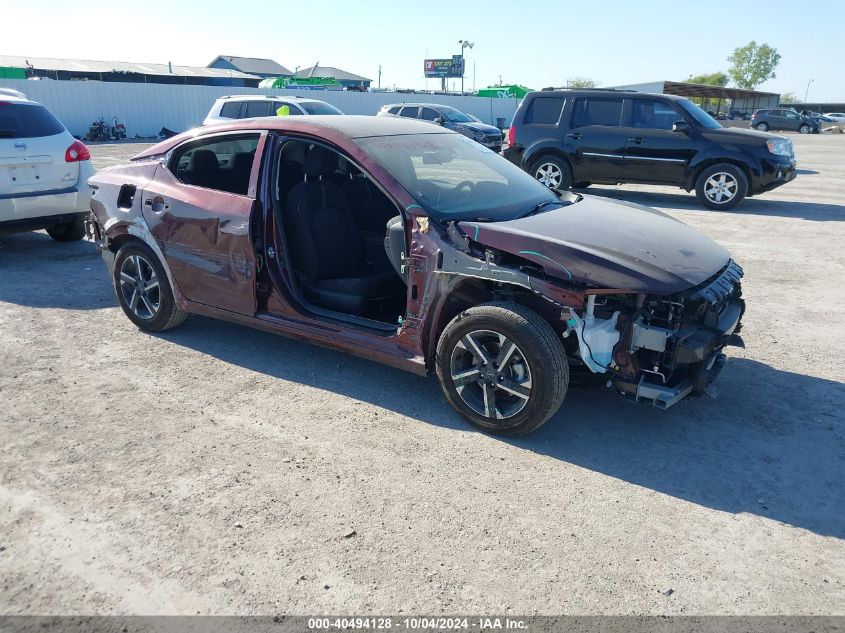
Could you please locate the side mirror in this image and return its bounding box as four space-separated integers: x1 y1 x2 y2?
434 116 444 126
672 120 691 134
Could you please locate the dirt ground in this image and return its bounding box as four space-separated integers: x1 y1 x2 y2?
1 135 843 616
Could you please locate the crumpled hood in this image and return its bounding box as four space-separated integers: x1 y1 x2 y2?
454 121 502 136
458 195 731 294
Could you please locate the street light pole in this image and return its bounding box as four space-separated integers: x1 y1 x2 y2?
804 78 814 104
458 40 474 95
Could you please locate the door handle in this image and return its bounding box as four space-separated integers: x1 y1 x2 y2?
627 137 645 144
144 199 153 206
566 133 582 140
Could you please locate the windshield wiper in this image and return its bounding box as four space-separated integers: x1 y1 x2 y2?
517 200 563 219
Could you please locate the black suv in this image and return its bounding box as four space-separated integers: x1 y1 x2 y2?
503 89 797 209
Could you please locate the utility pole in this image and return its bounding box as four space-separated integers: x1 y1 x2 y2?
378 64 382 90
804 78 814 103
458 40 474 95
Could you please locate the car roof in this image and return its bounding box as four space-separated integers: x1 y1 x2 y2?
133 115 453 160
0 88 31 102
525 88 687 102
216 94 327 104
382 103 456 109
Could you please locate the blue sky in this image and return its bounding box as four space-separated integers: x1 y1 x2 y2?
8 0 844 101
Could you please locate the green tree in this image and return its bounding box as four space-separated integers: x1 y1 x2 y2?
780 91 799 104
686 71 729 87
727 41 781 89
566 76 598 88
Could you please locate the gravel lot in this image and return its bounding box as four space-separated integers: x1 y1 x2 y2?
1 136 843 616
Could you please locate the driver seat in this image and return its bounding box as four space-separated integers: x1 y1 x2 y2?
285 147 403 316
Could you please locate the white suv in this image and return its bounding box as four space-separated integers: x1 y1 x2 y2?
0 89 93 241
203 95 344 125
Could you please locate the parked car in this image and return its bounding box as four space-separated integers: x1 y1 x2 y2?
502 89 797 210
89 116 746 436
0 89 92 241
824 112 845 122
377 103 503 152
751 109 818 134
203 95 343 125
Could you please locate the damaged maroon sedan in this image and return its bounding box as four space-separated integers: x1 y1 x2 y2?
88 116 744 436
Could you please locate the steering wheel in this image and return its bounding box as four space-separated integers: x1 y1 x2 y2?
454 180 475 196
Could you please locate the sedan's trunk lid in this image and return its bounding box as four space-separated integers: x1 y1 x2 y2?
459 195 731 294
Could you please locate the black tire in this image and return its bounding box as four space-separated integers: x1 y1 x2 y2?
755 122 769 132
113 241 188 332
694 163 749 211
436 301 569 437
798 124 811 134
529 155 572 191
46 216 86 242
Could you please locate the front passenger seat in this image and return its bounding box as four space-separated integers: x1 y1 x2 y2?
285 147 404 315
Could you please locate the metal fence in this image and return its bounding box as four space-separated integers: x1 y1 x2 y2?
0 79 520 139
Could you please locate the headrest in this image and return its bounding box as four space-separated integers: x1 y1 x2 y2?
284 142 307 165
303 146 337 178
192 149 220 172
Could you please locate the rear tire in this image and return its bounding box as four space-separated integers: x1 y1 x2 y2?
530 155 572 191
694 163 748 210
436 301 568 437
46 216 86 242
113 241 188 332
755 122 769 132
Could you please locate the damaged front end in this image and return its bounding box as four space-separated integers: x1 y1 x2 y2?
565 261 745 408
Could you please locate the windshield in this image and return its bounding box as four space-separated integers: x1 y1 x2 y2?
299 101 344 115
677 98 722 129
356 133 562 222
440 106 473 123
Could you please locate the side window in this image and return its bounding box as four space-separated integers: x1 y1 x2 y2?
420 107 439 121
571 98 623 128
244 101 273 118
387 106 401 115
524 97 564 125
219 102 242 119
170 135 260 196
784 110 799 120
631 99 683 130
400 106 420 118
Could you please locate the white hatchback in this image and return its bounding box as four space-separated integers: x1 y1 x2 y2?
0 89 93 241
203 95 344 125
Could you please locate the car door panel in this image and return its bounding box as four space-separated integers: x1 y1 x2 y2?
622 99 694 185
564 97 626 182
141 133 265 316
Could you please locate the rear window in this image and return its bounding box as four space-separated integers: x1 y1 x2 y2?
524 97 564 125
299 101 344 115
571 98 623 128
0 103 65 138
219 102 242 118
400 106 419 118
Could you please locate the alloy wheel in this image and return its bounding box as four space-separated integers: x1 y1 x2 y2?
119 254 161 320
703 172 739 205
449 329 533 423
535 162 562 189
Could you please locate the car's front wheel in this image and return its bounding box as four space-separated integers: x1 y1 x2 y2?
694 163 748 210
755 122 769 132
113 241 187 332
799 124 811 134
436 302 568 436
46 216 86 242
530 156 571 191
